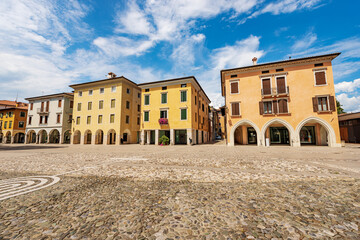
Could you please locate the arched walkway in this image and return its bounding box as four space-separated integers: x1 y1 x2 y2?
26 130 36 144
38 130 48 144
49 129 60 143
95 129 104 144
261 118 295 146
14 132 25 143
107 129 116 145
295 117 338 147
63 130 71 144
73 130 81 144
121 129 131 144
5 131 12 144
0 133 3 143
84 130 92 144
229 120 261 146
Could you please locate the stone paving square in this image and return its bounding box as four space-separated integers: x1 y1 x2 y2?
0 144 359 239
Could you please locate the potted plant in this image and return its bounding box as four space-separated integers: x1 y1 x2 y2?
159 135 169 145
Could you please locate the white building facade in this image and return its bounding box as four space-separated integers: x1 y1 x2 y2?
25 93 74 144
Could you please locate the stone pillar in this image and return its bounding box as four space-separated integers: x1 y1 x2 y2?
155 130 159 145
91 134 95 145
24 133 28 144
170 129 174 145
11 135 14 144
146 130 150 145
242 125 248 145
187 128 193 145
140 130 145 145
103 134 107 145
59 132 63 144
80 134 84 145
315 123 321 146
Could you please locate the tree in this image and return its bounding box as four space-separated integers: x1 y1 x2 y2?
337 100 345 114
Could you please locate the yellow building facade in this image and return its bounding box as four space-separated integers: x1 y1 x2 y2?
221 53 341 147
70 74 141 145
0 101 28 144
138 76 211 145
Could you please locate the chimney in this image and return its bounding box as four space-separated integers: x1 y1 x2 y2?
252 57 258 65
107 72 117 79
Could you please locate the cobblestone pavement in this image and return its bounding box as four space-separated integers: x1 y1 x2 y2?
0 144 359 239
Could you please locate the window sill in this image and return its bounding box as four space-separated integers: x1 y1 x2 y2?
231 115 241 118
317 111 333 114
263 114 275 117
277 113 291 116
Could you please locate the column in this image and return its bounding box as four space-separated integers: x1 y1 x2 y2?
103 134 107 145
187 128 193 145
140 130 145 145
91 134 95 145
265 128 270 146
242 125 248 145
24 133 28 144
315 123 321 146
80 134 84 145
59 132 63 144
146 130 150 145
155 130 159 145
11 135 14 144
170 129 174 145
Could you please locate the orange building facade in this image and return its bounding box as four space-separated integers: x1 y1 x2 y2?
0 101 28 143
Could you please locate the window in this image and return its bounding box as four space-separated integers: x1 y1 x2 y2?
99 100 104 109
318 97 328 111
30 103 33 110
0 113 2 118
276 76 287 94
181 108 187 120
126 101 130 109
70 101 73 108
111 99 115 108
314 63 323 67
111 86 116 92
314 71 327 85
278 99 288 113
87 116 91 124
231 74 237 78
110 114 115 123
57 114 61 123
137 117 140 125
160 110 167 118
262 78 271 95
162 86 167 90
58 99 62 108
230 81 239 94
69 115 72 123
19 121 24 128
144 111 149 122
138 93 141 98
20 111 26 117
46 101 49 112
77 103 81 111
231 102 240 116
4 121 7 129
126 88 130 94
262 70 269 74
202 104 204 112
76 117 80 125
276 68 284 72
40 102 44 112
28 116 32 125
263 101 272 114
161 93 167 104
98 115 103 124
89 90 93 95
88 102 92 110
126 115 130 124
195 96 197 105
180 91 187 102
44 116 48 124
144 95 150 105
79 91 82 97
145 89 149 92
100 88 104 94
195 114 197 122
39 116 43 124
9 112 13 117
181 84 187 88
203 117 204 124
137 104 140 112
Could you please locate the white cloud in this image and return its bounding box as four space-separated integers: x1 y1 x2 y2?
336 93 360 113
292 31 317 51
335 79 360 93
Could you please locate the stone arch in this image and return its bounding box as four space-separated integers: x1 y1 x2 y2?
95 129 104 145
63 130 71 144
261 118 295 146
14 132 25 143
121 129 131 143
229 119 261 146
107 129 116 145
5 131 12 143
49 129 60 143
38 129 48 144
84 130 92 144
295 117 339 147
73 130 81 144
26 130 37 144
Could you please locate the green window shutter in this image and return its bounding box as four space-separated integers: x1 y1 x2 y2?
181 109 187 120
144 112 149 121
181 91 187 102
162 93 167 103
145 95 149 105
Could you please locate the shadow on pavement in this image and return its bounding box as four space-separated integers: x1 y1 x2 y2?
0 145 67 151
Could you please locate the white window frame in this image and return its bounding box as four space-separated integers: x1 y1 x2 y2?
89 89 93 96
126 88 130 94
18 121 24 128
87 115 91 125
161 92 168 104
229 79 240 94
100 88 105 94
263 101 273 114
111 86 116 92
78 91 82 97
317 95 330 112
313 69 328 86
76 117 80 125
144 111 150 122
261 76 272 94
99 100 104 109
275 74 287 93
110 99 116 108
230 101 241 116
180 90 188 103
277 98 289 114
144 94 150 106
180 107 188 121
98 115 103 124
160 108 168 119
110 114 115 123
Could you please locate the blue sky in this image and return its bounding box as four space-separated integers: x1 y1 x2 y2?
0 0 359 111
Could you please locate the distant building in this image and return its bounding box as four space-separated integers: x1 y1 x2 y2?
25 93 74 144
339 112 360 143
209 106 220 141
221 53 341 147
69 73 141 145
0 101 28 143
217 107 226 140
138 76 211 145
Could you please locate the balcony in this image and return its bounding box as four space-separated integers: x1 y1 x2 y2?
159 118 168 125
261 86 289 97
37 108 49 114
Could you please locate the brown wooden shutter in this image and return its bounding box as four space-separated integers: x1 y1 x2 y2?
283 99 288 113
259 102 264 115
329 96 335 111
278 99 284 113
231 103 239 116
58 100 62 107
315 72 326 85
276 77 286 93
262 79 271 94
46 101 49 112
312 97 318 112
273 100 278 114
230 82 238 94
41 102 44 111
